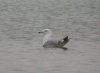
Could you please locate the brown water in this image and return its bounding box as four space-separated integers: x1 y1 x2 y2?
0 0 100 73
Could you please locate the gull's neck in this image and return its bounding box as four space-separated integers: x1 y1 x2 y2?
43 31 52 45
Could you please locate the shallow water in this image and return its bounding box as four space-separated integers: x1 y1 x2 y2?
0 0 100 73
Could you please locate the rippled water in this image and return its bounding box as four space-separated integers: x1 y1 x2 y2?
0 0 100 73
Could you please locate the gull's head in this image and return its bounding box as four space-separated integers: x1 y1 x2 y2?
38 29 52 34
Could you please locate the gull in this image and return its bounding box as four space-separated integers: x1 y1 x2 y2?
38 29 70 50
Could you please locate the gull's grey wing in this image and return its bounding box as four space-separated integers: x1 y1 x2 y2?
43 39 60 48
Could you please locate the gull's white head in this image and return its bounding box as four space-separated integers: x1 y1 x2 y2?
38 29 52 34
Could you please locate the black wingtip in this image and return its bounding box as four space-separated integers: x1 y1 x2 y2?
63 36 68 41
62 36 69 45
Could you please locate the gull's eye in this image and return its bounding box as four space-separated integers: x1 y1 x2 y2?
45 30 47 32
43 29 50 33
44 30 48 32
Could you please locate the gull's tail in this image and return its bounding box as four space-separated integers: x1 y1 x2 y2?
61 36 70 46
58 36 71 50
